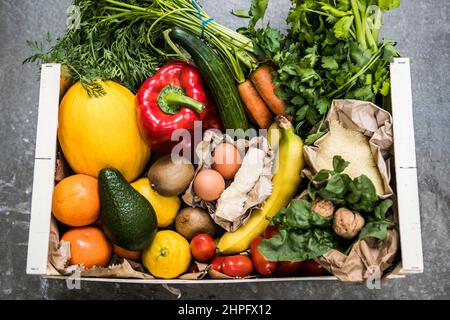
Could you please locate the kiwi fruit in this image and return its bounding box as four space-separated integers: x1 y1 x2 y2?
175 207 216 240
148 155 194 197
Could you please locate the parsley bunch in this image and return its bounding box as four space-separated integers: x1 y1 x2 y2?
250 0 401 141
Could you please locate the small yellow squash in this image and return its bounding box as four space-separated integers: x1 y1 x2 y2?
58 81 150 182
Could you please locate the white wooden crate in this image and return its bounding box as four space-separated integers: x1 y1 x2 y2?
26 59 424 282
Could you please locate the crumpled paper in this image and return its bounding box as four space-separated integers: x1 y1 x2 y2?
303 99 393 198
183 130 274 232
317 229 399 283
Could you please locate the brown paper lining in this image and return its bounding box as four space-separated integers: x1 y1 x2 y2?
182 130 274 232
303 99 393 198
317 229 399 283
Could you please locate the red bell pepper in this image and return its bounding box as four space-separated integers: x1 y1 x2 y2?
137 61 222 154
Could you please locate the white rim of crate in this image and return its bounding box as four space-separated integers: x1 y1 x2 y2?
26 64 61 275
390 58 424 274
26 59 423 281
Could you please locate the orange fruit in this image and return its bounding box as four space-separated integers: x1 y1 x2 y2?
52 174 100 227
62 227 112 268
113 244 142 262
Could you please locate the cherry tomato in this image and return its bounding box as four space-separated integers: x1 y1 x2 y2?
299 260 330 276
264 225 279 239
250 237 278 276
274 261 302 276
190 234 216 262
221 255 253 278
210 256 225 273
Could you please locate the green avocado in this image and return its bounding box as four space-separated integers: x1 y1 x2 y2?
98 168 157 251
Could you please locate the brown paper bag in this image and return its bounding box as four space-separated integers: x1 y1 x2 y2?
183 130 274 232
318 229 399 283
303 99 393 198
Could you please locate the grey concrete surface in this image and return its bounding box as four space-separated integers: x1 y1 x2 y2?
0 0 448 300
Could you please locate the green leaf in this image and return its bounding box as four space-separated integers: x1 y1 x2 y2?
346 175 379 213
379 79 390 96
231 9 250 18
274 87 289 100
325 174 347 195
347 84 374 101
308 182 320 200
381 39 400 61
322 56 339 70
306 105 320 125
358 220 390 240
334 16 354 39
358 199 394 240
249 0 269 29
317 97 331 114
374 199 393 220
314 169 331 182
333 155 350 173
281 199 333 230
305 130 327 145
350 41 373 67
291 96 306 106
378 0 401 12
258 228 334 262
252 26 282 59
295 105 309 120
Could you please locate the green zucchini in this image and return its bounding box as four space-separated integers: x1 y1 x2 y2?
169 27 250 131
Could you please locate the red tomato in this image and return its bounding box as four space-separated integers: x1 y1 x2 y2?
221 256 253 278
190 234 217 262
299 260 330 276
210 256 225 273
264 225 279 239
274 261 302 276
250 237 277 276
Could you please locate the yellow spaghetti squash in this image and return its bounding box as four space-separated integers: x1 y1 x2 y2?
58 81 150 182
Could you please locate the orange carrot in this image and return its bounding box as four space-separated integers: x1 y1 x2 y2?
238 80 273 129
250 65 286 115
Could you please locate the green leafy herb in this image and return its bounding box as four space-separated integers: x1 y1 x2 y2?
248 0 401 140
359 199 395 240
24 0 164 96
309 155 395 242
251 26 282 61
309 155 381 213
249 0 269 29
304 130 327 145
25 0 260 94
259 199 335 262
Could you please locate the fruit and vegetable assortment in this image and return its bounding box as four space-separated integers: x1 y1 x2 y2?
29 0 403 281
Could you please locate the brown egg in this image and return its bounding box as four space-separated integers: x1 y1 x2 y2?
193 169 225 201
212 143 242 180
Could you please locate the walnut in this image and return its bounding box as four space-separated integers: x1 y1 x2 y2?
311 198 335 218
332 208 365 239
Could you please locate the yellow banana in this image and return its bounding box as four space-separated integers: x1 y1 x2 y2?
217 116 305 254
